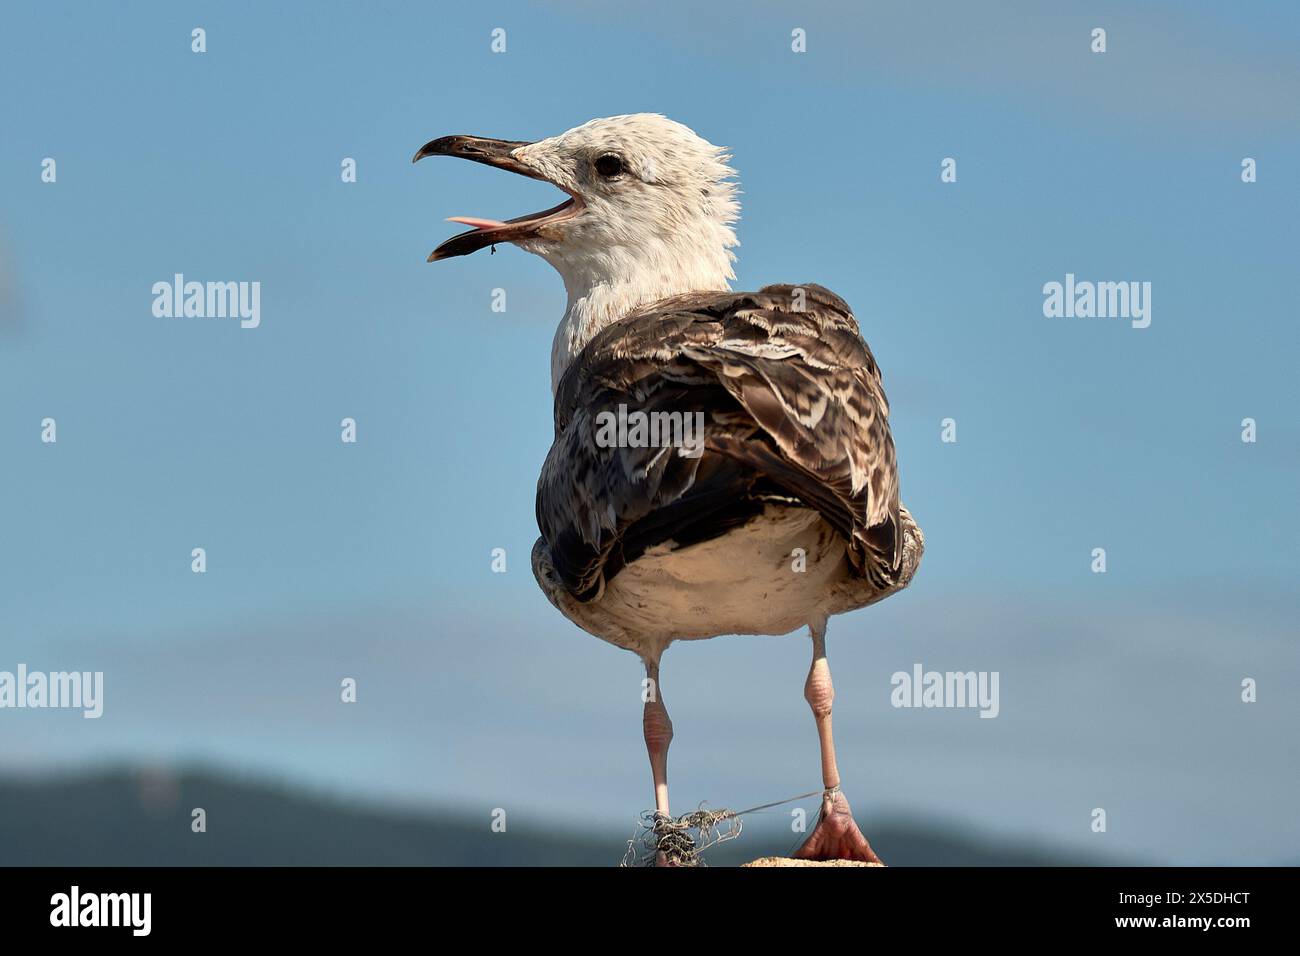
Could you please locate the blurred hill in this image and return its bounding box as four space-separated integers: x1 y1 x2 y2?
0 766 1122 866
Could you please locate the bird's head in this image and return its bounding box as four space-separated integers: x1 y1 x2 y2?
414 114 740 292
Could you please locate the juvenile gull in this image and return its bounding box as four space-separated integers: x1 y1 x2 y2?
415 115 923 863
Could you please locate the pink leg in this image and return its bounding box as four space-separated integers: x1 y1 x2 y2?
642 657 674 865
793 622 883 863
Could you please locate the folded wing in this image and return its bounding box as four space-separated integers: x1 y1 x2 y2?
538 284 901 601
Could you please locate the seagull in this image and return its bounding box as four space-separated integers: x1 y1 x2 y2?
414 115 923 864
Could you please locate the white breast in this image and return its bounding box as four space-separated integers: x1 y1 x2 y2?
536 504 862 659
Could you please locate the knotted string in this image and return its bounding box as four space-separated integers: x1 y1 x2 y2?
620 786 837 867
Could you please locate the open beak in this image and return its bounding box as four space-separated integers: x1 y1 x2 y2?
412 135 581 262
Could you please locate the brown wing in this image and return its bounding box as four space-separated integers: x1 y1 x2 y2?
538 283 901 601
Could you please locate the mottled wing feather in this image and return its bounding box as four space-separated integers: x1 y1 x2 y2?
538 284 901 600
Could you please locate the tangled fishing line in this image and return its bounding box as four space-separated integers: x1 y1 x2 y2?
620 787 831 867
621 806 741 867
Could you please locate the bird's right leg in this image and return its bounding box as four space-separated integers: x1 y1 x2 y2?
642 655 674 865
793 620 883 863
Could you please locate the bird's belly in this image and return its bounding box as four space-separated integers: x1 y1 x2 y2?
590 504 852 648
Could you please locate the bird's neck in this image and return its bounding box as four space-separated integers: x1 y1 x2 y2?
548 246 734 393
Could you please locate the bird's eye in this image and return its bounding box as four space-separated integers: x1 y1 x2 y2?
595 153 624 178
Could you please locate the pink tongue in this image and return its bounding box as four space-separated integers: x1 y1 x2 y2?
447 216 508 230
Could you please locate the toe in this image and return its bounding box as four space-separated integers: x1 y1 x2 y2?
793 791 884 864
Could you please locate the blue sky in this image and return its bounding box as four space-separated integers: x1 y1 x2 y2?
1 0 1297 864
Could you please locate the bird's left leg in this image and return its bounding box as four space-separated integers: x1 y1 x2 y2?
641 655 675 865
793 619 883 863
